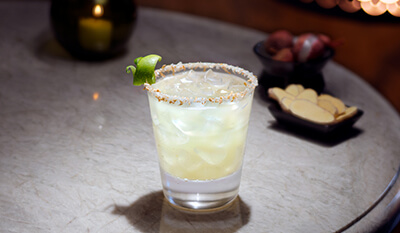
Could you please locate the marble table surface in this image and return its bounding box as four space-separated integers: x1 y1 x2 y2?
1 1 400 233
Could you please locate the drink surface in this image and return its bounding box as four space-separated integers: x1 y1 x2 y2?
148 70 253 180
151 69 246 98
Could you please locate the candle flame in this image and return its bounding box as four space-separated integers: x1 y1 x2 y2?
93 4 104 17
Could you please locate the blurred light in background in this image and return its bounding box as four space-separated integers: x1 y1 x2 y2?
93 92 99 101
301 0 400 16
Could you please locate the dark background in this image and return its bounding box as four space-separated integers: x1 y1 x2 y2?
136 0 400 114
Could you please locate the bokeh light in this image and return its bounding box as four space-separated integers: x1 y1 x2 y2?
302 0 400 16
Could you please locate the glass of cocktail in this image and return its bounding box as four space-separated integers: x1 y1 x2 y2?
143 62 257 210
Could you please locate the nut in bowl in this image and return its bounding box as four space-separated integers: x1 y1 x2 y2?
253 30 337 79
267 84 363 135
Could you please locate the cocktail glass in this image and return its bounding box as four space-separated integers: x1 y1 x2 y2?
144 62 257 210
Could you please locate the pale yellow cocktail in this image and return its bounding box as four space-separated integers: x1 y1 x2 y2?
145 62 257 210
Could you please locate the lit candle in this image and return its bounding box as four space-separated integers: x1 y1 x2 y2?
79 4 112 52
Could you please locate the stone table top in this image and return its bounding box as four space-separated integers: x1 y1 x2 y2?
1 1 400 233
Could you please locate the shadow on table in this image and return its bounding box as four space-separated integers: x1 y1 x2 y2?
112 191 250 233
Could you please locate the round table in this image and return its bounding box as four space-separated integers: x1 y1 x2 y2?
1 2 400 232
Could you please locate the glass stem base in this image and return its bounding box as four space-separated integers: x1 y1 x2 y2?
164 188 239 211
160 168 242 211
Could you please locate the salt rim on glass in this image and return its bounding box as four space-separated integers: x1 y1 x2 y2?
143 62 258 105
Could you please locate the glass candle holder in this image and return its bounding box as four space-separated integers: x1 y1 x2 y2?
50 0 137 60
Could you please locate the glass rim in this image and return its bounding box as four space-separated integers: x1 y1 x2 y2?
144 62 258 105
